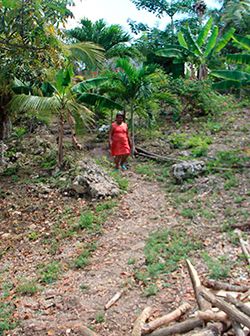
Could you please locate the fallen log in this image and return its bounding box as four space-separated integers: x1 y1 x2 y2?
104 291 123 310
186 259 211 311
225 294 250 317
202 279 249 293
135 147 181 163
196 310 228 323
132 307 152 336
200 288 250 329
142 302 191 335
147 318 203 336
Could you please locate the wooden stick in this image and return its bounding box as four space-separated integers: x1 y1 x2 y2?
64 323 99 336
142 302 191 335
197 310 228 322
225 294 250 317
186 259 211 311
231 321 245 336
203 279 249 293
185 322 224 336
132 307 152 336
235 230 250 265
201 288 250 329
147 318 203 336
104 291 123 310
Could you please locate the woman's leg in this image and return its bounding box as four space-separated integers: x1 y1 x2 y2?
120 155 129 168
114 156 121 169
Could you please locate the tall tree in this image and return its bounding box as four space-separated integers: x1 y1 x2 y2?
130 0 195 41
67 18 132 58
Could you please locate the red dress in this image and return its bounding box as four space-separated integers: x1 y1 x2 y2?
111 122 131 156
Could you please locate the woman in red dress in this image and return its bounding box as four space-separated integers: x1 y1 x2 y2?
109 111 132 170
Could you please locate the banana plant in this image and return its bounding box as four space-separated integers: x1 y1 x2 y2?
10 68 122 168
211 35 250 90
156 17 235 79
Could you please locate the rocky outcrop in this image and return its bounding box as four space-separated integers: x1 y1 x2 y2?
171 160 205 182
72 159 120 198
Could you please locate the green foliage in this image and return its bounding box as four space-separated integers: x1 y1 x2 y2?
0 302 16 335
168 79 225 118
135 229 202 285
39 261 61 284
13 127 27 138
2 166 18 176
40 150 57 169
27 231 40 241
110 171 129 191
180 208 195 219
207 150 249 172
143 284 159 297
73 243 97 269
135 163 156 178
202 252 232 279
95 311 105 323
78 211 94 230
16 280 39 296
95 200 118 212
169 132 212 156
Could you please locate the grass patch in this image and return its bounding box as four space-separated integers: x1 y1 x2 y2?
95 311 105 324
135 229 202 286
39 261 61 284
73 242 97 269
16 280 39 296
135 163 156 179
78 211 94 230
0 302 16 335
202 252 232 279
111 171 129 191
143 284 159 297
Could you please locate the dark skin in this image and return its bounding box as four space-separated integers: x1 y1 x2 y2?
109 114 132 169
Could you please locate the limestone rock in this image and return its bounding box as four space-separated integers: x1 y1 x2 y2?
171 160 205 182
72 159 120 198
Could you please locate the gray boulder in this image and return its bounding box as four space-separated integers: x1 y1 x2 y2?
72 159 120 198
171 160 206 182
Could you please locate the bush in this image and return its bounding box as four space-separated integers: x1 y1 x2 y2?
168 79 226 119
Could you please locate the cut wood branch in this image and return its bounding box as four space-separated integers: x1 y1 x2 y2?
232 321 245 336
196 310 228 322
147 318 203 336
185 322 225 336
135 147 181 163
142 302 191 335
202 279 249 293
200 288 250 329
132 307 152 336
104 291 123 310
235 230 250 266
186 259 211 311
225 294 250 317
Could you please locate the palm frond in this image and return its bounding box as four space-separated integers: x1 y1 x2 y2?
9 94 60 114
76 93 122 110
72 77 108 93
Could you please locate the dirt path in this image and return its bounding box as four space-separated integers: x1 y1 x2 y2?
11 172 184 336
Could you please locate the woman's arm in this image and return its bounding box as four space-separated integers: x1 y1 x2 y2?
109 125 114 149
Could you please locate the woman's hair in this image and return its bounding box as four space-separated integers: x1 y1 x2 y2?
116 111 124 118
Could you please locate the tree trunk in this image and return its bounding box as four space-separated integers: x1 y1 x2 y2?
198 64 208 80
0 108 12 140
58 114 64 168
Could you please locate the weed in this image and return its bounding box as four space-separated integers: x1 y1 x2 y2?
79 284 89 292
180 208 195 219
16 280 39 296
95 200 118 213
144 284 159 297
135 163 156 178
74 250 91 269
205 121 223 133
40 150 57 169
13 127 27 138
202 252 231 279
28 231 39 241
1 281 14 299
39 261 61 284
2 166 18 176
0 302 16 335
111 172 129 191
95 311 105 323
78 211 94 230
234 196 246 204
128 258 136 265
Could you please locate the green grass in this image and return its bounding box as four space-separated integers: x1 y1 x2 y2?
39 261 61 284
135 229 202 286
73 242 97 269
111 171 129 191
78 211 94 230
95 311 105 323
143 284 159 297
180 208 195 219
0 302 16 335
135 163 156 178
16 280 39 296
202 252 232 279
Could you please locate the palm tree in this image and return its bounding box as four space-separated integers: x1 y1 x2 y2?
156 18 235 79
67 18 132 59
104 58 178 153
10 68 122 168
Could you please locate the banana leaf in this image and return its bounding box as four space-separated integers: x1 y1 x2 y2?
211 70 250 81
212 80 243 90
197 17 213 47
77 93 122 110
182 27 202 56
72 77 108 93
204 25 218 57
226 53 250 65
177 31 188 49
233 35 250 50
156 48 184 59
214 27 235 53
